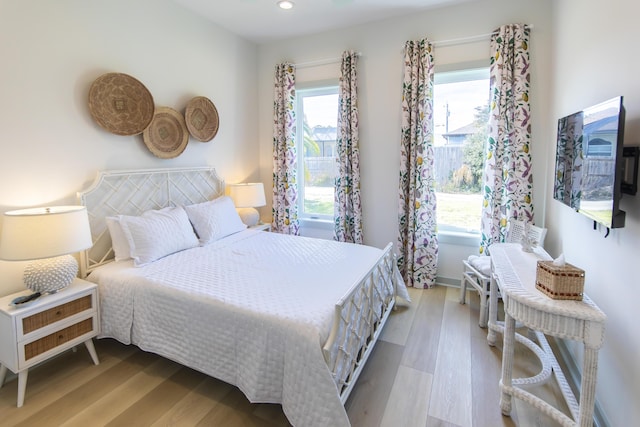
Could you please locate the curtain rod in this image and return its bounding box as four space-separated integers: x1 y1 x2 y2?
291 25 534 66
432 32 493 47
293 51 362 69
432 24 534 47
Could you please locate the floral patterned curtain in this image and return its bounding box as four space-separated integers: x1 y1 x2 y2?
554 112 584 210
334 50 363 244
397 39 438 289
480 24 534 254
272 63 299 235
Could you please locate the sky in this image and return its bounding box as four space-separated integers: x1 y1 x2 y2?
300 80 489 139
433 78 490 145
303 94 339 128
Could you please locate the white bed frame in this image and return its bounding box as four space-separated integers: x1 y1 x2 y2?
77 167 397 404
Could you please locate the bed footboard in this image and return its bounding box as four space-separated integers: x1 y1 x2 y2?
322 242 398 403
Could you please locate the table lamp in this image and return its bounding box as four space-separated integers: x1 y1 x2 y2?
228 183 266 226
0 206 93 293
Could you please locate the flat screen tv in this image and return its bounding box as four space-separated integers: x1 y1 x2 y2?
553 96 626 229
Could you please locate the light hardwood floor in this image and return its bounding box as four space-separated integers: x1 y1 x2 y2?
0 286 571 426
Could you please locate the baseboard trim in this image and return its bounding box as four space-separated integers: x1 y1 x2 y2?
435 275 460 287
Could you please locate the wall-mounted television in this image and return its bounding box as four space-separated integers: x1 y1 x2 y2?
553 96 626 229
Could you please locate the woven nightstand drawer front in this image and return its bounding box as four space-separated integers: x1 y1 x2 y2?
22 295 93 334
23 318 94 361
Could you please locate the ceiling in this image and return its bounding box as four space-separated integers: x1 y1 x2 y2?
173 0 475 44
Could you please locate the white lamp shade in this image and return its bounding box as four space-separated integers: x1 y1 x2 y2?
228 183 266 208
0 205 93 261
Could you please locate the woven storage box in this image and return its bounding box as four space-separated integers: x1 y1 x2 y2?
535 261 585 300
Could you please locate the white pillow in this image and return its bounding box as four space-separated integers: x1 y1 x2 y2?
467 255 491 276
105 216 131 262
105 207 173 262
184 196 247 245
118 206 199 267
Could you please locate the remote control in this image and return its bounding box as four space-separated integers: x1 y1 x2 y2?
10 292 42 306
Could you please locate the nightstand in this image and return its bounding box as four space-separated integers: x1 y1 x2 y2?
0 278 100 407
249 223 271 232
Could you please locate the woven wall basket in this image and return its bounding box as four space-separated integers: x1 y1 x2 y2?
185 96 219 142
142 107 189 159
88 73 155 136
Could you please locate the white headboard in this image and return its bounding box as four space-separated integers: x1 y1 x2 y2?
77 167 225 277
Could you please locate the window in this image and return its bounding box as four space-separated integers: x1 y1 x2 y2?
585 137 613 157
295 85 339 221
433 68 490 234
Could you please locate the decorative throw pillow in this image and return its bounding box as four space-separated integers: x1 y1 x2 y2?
184 196 247 245
118 206 199 267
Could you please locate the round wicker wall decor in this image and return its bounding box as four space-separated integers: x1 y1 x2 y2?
88 73 155 136
184 96 219 142
142 107 189 159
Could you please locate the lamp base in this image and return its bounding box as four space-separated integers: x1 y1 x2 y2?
236 207 260 227
23 254 78 293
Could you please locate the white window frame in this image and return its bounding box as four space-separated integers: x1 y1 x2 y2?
433 65 489 246
295 83 339 224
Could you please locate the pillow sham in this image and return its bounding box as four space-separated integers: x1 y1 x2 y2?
105 207 174 262
118 206 199 267
105 216 131 262
184 196 247 245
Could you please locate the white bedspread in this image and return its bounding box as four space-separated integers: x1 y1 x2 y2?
88 230 407 427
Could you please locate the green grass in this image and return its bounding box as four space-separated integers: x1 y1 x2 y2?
304 199 333 215
302 186 482 232
436 192 482 232
303 186 334 216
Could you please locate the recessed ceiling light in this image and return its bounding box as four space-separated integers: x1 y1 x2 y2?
277 1 294 10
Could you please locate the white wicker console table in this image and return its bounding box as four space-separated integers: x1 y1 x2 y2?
487 243 606 427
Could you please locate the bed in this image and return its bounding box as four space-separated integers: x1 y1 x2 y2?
78 167 409 427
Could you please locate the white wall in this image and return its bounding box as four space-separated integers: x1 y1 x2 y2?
257 0 553 281
0 0 259 295
548 1 640 425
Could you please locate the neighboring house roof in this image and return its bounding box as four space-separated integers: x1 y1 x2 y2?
312 126 337 141
443 122 476 137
